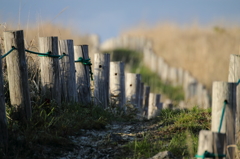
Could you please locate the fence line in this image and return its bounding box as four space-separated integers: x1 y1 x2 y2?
2 30 239 158
100 35 210 109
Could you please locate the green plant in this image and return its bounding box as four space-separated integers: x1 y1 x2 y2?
123 107 211 159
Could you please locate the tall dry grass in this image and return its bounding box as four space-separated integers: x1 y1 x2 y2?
122 23 240 91
0 22 95 54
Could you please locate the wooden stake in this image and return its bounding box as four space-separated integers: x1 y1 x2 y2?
94 53 110 108
74 45 91 105
39 37 61 105
3 30 31 120
59 39 78 103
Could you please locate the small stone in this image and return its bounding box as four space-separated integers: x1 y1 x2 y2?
148 151 175 159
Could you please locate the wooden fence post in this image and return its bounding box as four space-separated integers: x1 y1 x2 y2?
196 130 226 159
3 30 31 120
228 54 240 145
147 93 161 119
0 49 8 148
59 39 78 103
142 85 150 118
109 61 126 109
39 37 61 105
74 45 91 104
139 82 144 115
125 73 141 115
211 82 236 159
94 53 110 108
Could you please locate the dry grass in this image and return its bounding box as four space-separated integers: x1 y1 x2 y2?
0 22 95 55
122 23 240 91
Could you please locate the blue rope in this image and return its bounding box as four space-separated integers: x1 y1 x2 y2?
1 46 16 58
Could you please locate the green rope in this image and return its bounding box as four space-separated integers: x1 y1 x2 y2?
237 79 240 85
218 100 228 133
1 46 16 58
25 49 67 59
195 151 226 159
75 57 93 80
59 53 67 59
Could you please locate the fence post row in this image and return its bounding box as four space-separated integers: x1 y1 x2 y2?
59 39 78 103
94 53 110 108
3 30 31 120
74 45 91 104
109 61 126 109
211 82 236 159
0 49 7 148
39 37 61 105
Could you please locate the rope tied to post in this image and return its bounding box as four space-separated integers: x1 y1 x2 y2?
1 47 67 59
195 151 226 159
1 46 16 58
218 100 228 133
75 57 93 80
25 49 67 59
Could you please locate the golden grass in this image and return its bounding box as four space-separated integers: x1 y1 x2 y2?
0 22 93 53
122 23 240 91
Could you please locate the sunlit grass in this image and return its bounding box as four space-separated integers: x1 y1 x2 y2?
124 107 211 159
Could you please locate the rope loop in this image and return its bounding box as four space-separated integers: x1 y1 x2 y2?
1 46 16 58
218 100 228 133
195 151 226 159
75 57 93 80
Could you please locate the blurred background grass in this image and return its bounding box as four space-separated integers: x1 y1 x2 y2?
122 23 240 92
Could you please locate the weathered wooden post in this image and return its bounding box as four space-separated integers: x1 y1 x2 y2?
3 30 31 120
39 37 61 105
94 53 110 108
150 50 157 72
196 130 226 159
162 62 169 83
139 82 144 115
74 45 91 104
147 93 161 119
228 54 240 146
0 49 8 148
177 68 184 86
157 57 164 79
211 82 236 159
169 67 178 86
142 85 150 117
109 61 126 109
125 73 141 115
59 39 78 103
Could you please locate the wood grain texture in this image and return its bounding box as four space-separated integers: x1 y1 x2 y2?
228 54 240 146
74 45 91 104
59 40 77 103
3 30 31 120
0 50 8 148
147 93 160 119
109 61 126 109
125 73 141 114
39 37 61 105
94 53 110 108
197 130 226 159
211 82 236 159
142 85 150 117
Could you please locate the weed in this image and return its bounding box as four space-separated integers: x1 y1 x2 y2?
123 107 211 158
